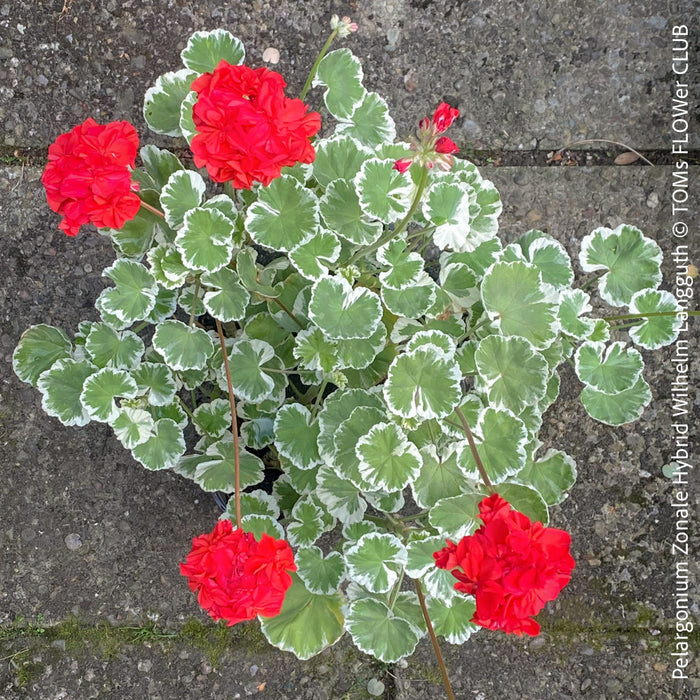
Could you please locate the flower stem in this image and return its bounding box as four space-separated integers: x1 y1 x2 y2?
414 580 455 700
604 310 699 322
215 319 242 529
311 378 328 419
139 199 165 219
345 166 430 267
454 406 494 493
300 28 338 101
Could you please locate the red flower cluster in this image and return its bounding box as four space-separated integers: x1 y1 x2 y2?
434 494 575 636
393 101 460 173
190 61 322 189
180 519 296 625
42 119 141 236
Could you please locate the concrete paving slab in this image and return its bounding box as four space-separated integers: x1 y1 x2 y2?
1 164 697 698
1 1 697 152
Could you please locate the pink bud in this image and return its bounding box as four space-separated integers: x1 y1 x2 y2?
435 136 458 154
418 116 430 131
432 102 460 132
393 157 413 173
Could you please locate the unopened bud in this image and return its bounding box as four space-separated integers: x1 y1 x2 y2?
331 14 358 37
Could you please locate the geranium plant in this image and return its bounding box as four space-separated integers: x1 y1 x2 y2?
12 17 687 697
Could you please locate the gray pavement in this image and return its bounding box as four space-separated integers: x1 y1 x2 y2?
1 0 699 698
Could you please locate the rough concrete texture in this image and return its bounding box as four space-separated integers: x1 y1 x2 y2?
1 1 699 698
1 164 697 698
1 0 698 151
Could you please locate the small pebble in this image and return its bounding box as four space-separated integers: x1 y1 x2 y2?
64 533 82 550
262 47 280 64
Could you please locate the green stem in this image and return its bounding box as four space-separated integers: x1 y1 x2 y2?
604 310 699 322
415 580 456 700
311 379 328 419
345 167 430 267
579 271 607 290
300 28 339 100
215 319 242 529
387 570 405 610
454 406 494 493
188 277 201 328
264 295 305 328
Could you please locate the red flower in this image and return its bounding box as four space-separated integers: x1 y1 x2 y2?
42 119 141 236
435 136 458 154
432 102 460 132
393 157 413 174
180 519 296 625
190 61 322 189
434 494 575 636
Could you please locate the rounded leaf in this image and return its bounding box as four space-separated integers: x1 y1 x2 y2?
13 324 72 387
181 29 245 73
152 319 215 371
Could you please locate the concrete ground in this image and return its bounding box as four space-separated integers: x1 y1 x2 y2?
1 1 698 698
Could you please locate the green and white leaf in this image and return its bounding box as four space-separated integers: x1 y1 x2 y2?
144 285 179 324
130 362 177 406
181 29 245 73
628 289 683 350
80 367 138 422
293 327 339 374
333 406 386 487
260 573 345 660
147 244 192 290
274 404 321 470
201 267 249 321
427 596 479 645
504 234 573 289
245 175 319 252
336 91 396 147
192 398 231 438
240 514 285 541
139 145 184 190
101 260 158 325
518 448 577 506
317 387 385 460
112 407 155 449
13 324 72 387
238 489 280 520
356 422 422 491
192 440 264 491
36 358 95 426
558 289 597 339
481 261 559 349
424 182 477 252
384 344 461 420
161 170 207 230
579 224 662 306
345 532 407 594
309 276 382 340
345 598 421 663
429 492 482 539
474 335 548 414
313 49 365 119
381 273 436 319
143 68 197 137
336 322 386 370
312 135 371 187
295 547 345 595
355 158 412 223
319 179 382 245
175 207 235 272
316 464 367 524
405 535 451 579
287 498 325 548
131 418 185 470
439 262 479 311
225 339 277 402
289 230 341 280
468 180 502 238
497 482 549 524
411 445 468 509
152 319 214 371
377 238 424 290
179 90 198 143
458 408 528 484
575 341 643 394
85 324 144 370
581 376 652 426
